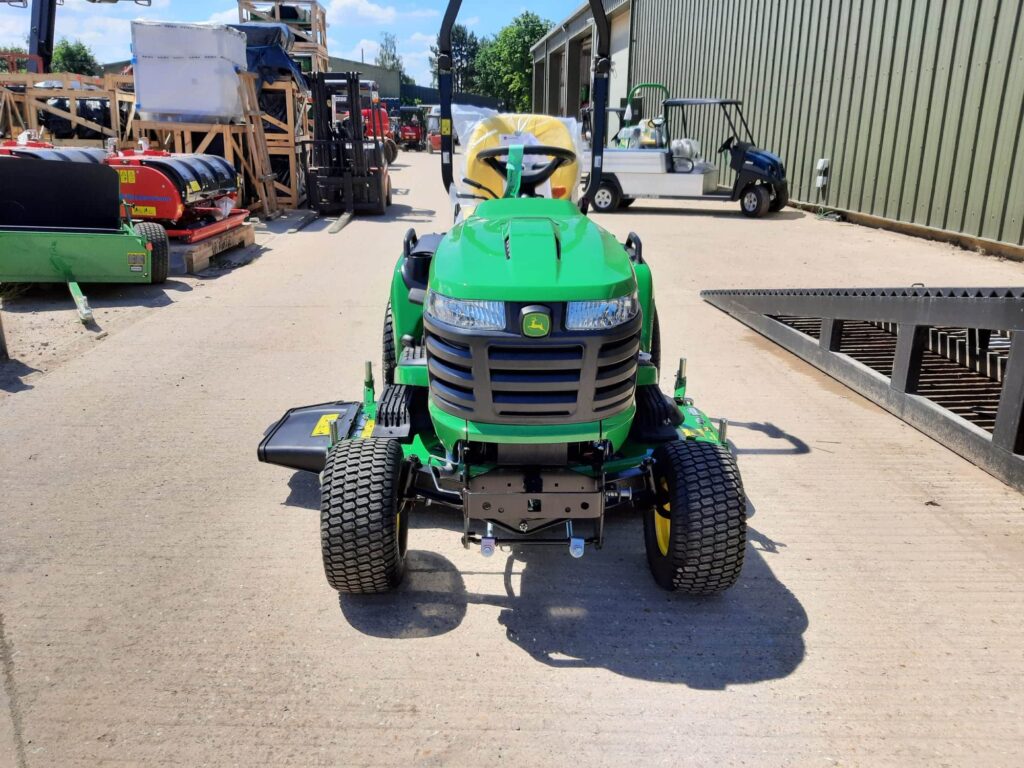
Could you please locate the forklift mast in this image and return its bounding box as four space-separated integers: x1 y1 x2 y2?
21 0 151 73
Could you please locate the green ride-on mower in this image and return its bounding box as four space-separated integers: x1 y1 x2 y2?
258 0 747 596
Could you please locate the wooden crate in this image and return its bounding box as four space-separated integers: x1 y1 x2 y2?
237 0 329 72
136 73 280 219
0 72 136 144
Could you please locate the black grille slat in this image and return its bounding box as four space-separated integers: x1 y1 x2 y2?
424 309 641 426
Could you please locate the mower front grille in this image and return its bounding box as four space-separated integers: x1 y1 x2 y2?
424 309 641 426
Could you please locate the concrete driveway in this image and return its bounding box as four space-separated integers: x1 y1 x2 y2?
1 151 1022 767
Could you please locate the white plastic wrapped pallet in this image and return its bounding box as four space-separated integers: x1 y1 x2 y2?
131 22 248 124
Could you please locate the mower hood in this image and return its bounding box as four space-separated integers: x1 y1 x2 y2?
429 198 636 302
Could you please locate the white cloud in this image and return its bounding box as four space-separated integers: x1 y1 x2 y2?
328 0 396 24
339 37 380 63
463 16 481 27
206 9 240 25
408 32 434 45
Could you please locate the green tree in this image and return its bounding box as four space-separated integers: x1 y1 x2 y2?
429 24 480 92
474 13 550 111
50 39 100 76
375 32 403 71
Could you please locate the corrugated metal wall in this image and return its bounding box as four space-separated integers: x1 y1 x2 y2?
630 0 1024 246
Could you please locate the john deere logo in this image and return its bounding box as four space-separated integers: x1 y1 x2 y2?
522 309 550 337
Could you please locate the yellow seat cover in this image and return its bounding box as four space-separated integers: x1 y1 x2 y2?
463 114 580 200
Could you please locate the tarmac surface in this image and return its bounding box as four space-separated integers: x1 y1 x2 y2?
1 151 1023 767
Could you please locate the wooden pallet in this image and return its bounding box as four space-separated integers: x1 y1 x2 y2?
170 223 256 274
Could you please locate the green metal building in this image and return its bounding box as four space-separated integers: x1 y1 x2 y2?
533 0 1024 250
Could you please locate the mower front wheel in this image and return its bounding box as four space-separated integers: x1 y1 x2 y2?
134 221 169 284
740 184 771 218
321 438 408 594
644 440 746 595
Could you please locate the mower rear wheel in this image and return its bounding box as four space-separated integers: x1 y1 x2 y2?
321 438 408 594
134 221 168 284
644 440 746 595
592 183 621 212
383 301 396 384
740 184 771 218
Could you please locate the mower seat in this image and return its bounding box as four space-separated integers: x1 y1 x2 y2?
463 114 580 203
401 228 443 305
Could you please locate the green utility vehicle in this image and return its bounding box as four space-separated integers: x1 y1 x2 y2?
258 0 747 595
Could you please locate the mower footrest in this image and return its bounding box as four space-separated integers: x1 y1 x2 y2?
371 384 413 438
258 401 360 472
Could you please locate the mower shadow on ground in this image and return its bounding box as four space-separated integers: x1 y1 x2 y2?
339 506 807 689
728 420 810 456
0 357 40 393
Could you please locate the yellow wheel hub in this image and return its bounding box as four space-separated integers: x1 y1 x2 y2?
655 478 671 556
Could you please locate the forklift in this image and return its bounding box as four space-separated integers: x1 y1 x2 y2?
302 71 392 217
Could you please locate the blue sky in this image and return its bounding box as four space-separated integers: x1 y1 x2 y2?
0 0 578 84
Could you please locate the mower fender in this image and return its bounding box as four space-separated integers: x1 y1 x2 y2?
633 261 654 353
258 401 362 473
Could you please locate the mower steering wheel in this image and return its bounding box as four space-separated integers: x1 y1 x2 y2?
718 136 736 154
476 145 577 192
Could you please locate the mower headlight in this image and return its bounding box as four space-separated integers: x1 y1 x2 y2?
566 293 639 331
425 291 505 331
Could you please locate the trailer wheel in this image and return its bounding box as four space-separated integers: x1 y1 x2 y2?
134 221 169 284
769 185 789 212
321 438 408 594
740 185 771 218
644 440 746 595
383 301 396 384
592 183 621 212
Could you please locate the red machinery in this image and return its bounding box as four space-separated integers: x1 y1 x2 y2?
0 138 247 243
397 105 426 151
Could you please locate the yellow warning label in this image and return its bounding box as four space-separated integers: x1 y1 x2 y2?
189 180 201 192
441 118 451 136
311 413 340 437
360 419 375 438
118 169 136 185
131 205 156 217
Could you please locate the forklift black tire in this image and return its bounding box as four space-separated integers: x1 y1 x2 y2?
769 185 789 212
321 439 408 594
371 176 389 216
592 183 621 212
134 221 169 284
384 138 398 164
740 185 771 218
383 301 396 384
644 440 747 595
